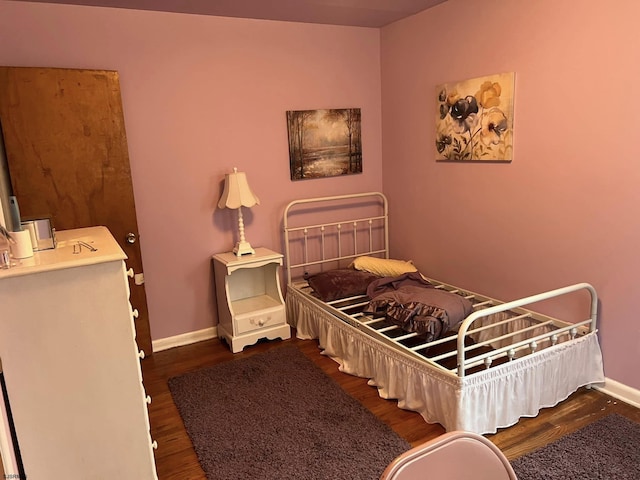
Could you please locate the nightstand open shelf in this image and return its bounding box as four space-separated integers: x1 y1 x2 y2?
232 295 282 315
212 247 291 353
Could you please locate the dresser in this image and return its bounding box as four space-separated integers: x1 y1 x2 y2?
212 248 290 353
0 227 157 479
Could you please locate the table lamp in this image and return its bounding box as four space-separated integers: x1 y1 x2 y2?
218 167 260 256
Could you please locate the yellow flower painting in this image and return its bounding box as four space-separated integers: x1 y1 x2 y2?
435 72 515 162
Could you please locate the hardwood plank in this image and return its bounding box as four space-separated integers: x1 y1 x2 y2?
142 335 639 479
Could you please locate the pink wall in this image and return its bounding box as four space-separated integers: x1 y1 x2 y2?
1 0 637 391
381 0 640 389
0 1 383 340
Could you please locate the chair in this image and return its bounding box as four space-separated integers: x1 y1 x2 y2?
380 431 518 480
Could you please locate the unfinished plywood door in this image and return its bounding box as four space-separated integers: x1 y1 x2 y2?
0 67 152 356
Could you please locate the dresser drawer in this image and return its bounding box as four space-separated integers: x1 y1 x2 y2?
235 308 285 335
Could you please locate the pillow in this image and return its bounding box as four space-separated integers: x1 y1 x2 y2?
307 269 380 302
349 256 417 277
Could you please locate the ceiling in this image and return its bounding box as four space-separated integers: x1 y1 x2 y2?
15 0 447 27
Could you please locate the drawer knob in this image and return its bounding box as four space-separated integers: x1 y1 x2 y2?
151 440 158 450
146 395 152 405
127 267 134 278
138 349 145 359
132 308 139 319
258 318 265 326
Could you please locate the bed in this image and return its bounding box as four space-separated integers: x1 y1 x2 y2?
283 191 605 435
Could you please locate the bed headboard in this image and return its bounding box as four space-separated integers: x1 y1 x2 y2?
283 192 389 285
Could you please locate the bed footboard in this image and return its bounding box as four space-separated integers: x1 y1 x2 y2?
455 282 598 376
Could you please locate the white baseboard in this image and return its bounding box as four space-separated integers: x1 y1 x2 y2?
595 377 640 409
152 326 218 353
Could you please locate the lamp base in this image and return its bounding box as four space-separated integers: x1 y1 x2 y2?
233 240 255 256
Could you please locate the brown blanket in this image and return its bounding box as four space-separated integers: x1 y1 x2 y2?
363 272 473 342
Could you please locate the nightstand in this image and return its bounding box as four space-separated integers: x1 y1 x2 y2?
212 247 291 353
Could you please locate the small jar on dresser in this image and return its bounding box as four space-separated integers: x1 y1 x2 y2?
212 247 291 353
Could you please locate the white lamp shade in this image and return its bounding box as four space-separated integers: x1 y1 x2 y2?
217 169 260 209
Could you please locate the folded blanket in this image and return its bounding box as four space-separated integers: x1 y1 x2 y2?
366 271 433 297
364 272 473 341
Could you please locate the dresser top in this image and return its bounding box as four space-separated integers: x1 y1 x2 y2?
0 226 126 279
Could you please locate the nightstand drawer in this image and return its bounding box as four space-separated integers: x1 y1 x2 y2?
236 308 285 334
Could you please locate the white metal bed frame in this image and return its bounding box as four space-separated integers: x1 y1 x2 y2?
283 192 605 433
283 192 597 377
284 191 389 283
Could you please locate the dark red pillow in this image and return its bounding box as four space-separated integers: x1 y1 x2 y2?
307 269 380 302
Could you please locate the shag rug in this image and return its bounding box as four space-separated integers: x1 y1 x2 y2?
511 414 640 479
168 345 411 479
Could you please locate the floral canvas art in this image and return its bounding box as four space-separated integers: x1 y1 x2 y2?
435 72 515 162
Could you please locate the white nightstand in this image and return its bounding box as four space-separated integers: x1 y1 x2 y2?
212 247 291 353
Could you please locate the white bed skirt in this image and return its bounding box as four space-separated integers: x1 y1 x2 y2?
286 285 605 435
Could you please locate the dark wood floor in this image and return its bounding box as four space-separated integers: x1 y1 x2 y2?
142 335 640 480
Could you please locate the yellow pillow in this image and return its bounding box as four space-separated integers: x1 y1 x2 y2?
349 256 417 277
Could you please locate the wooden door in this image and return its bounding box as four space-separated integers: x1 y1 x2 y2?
0 67 152 356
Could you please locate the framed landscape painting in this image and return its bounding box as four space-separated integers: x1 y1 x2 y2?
435 72 515 162
287 108 362 180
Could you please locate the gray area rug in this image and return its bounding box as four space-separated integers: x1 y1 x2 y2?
168 345 411 479
511 414 640 479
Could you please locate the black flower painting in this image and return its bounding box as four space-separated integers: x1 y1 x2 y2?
435 72 514 162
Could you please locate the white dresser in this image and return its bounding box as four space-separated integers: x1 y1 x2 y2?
0 226 157 479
